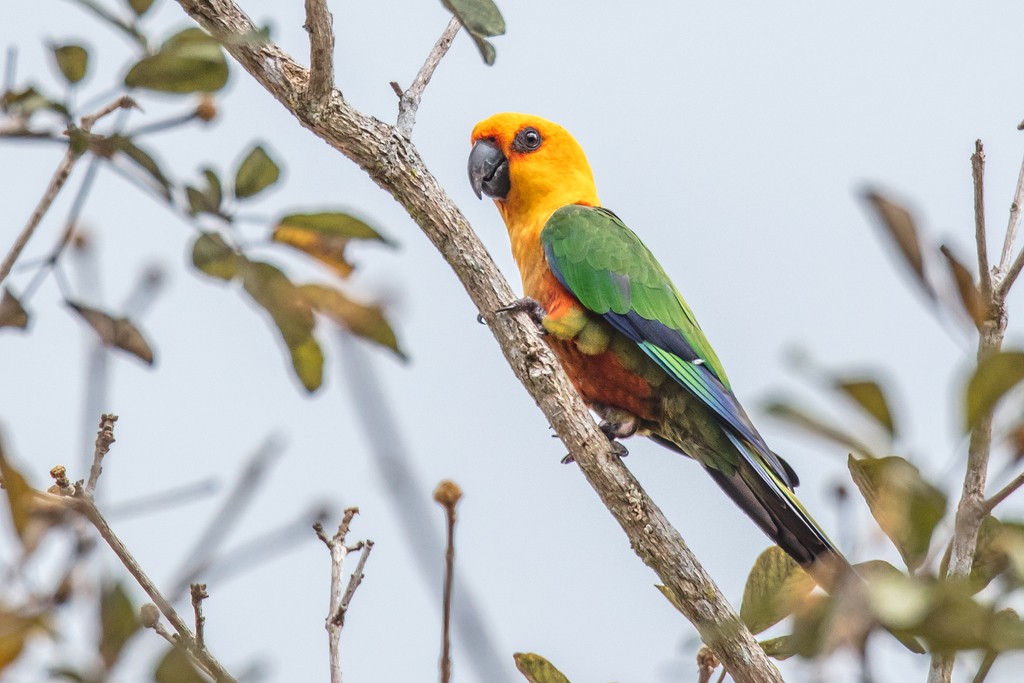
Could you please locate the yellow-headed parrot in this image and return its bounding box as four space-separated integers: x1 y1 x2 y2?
468 112 844 585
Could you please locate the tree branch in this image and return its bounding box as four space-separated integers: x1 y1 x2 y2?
982 470 1024 514
997 149 1024 278
172 2 781 680
314 508 372 683
303 0 335 107
434 481 462 683
86 413 117 495
928 141 1011 683
972 141 992 299
395 16 461 139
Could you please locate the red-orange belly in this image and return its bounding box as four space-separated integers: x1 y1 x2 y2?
546 336 656 422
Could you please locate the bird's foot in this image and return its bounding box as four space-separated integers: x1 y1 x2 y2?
495 297 547 334
560 419 634 464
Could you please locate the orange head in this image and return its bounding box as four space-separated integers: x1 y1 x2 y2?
468 113 599 222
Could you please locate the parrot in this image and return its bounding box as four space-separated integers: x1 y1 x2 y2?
467 112 846 587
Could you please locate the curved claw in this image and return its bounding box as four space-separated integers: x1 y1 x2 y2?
495 297 547 334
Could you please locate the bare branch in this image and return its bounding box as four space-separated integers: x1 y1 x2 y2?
315 507 371 683
56 487 236 682
0 95 138 287
997 246 1024 300
303 0 335 106
173 2 783 680
0 146 80 287
972 141 992 299
86 413 117 495
191 583 209 651
983 470 1024 514
395 16 461 139
697 645 720 683
434 481 462 683
997 149 1024 277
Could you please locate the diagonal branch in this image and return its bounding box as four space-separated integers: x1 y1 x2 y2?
172 2 781 680
303 0 335 106
394 16 461 139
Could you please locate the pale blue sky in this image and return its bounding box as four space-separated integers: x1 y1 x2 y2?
3 1 1024 682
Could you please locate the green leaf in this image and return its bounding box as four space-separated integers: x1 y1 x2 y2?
0 289 30 330
835 378 896 436
191 233 243 281
52 44 89 84
759 635 798 660
299 283 405 359
202 168 223 209
110 136 172 199
1 86 69 118
863 190 933 298
99 581 138 668
940 516 1024 592
512 653 572 683
185 168 224 216
126 0 155 16
273 212 390 278
763 398 876 456
154 645 204 683
441 0 505 65
276 212 389 242
242 262 322 392
965 351 1024 430
124 28 228 94
848 455 946 571
67 302 156 365
740 546 816 634
233 145 280 199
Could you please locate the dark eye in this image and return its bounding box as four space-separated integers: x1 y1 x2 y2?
513 127 543 153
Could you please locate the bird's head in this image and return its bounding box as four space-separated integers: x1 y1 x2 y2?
468 113 599 216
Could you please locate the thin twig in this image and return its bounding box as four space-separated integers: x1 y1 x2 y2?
57 486 236 682
997 246 1024 299
315 507 366 683
303 0 335 106
972 141 992 299
997 150 1024 278
0 146 81 286
86 413 117 495
105 478 218 520
337 541 373 627
190 583 209 651
982 470 1024 513
395 16 461 139
434 481 462 683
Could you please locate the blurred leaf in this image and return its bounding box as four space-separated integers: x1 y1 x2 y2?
233 145 279 199
300 284 405 359
124 28 228 94
940 244 987 331
154 645 204 683
99 581 138 668
740 546 816 634
51 45 89 84
0 441 35 548
242 262 321 392
191 233 244 281
764 398 875 456
848 455 946 571
287 335 324 393
835 378 896 436
202 168 223 209
185 168 224 217
48 666 89 681
857 560 930 629
512 653 571 683
864 190 932 297
66 302 155 365
759 635 797 660
126 0 155 16
0 289 29 330
966 351 1024 430
441 0 505 65
110 136 172 199
940 516 1024 592
0 608 40 673
272 212 389 277
1 86 69 118
654 584 686 615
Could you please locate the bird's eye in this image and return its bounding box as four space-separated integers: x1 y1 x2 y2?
513 127 543 153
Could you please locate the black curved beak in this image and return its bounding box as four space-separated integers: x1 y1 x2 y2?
468 139 510 200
